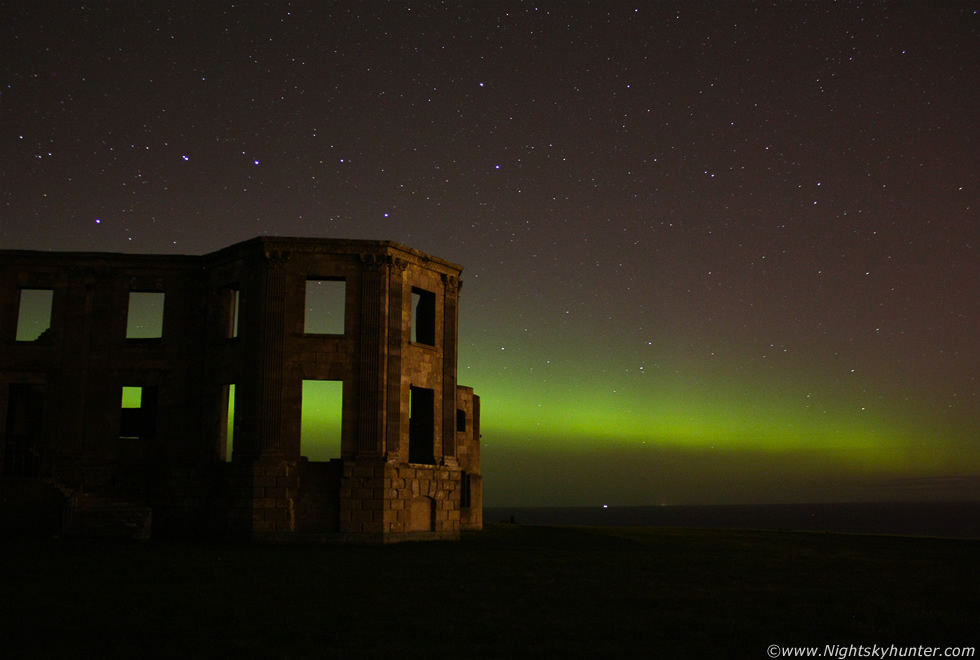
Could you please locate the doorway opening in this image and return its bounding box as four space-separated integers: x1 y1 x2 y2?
120 386 158 439
301 380 343 461
3 384 44 476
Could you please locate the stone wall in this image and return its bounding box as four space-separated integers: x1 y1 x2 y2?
1 237 482 542
340 461 462 537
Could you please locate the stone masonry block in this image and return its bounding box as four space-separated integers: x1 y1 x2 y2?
351 510 373 524
265 509 288 522
352 465 375 479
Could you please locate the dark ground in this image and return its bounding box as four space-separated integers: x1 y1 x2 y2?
1 524 976 658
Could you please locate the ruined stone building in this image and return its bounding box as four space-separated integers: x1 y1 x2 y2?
0 237 482 541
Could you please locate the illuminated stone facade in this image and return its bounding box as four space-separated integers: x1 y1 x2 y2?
0 237 482 541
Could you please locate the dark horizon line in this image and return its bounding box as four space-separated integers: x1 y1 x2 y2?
488 500 980 509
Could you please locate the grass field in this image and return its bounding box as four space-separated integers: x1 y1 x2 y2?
1 524 976 658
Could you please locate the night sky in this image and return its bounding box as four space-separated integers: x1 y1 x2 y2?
3 2 978 506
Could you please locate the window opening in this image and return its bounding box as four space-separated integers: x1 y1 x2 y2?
126 292 165 338
222 384 236 461
224 288 240 339
304 279 345 334
120 386 158 439
15 289 54 341
411 287 436 345
456 409 467 432
301 380 343 461
409 386 435 464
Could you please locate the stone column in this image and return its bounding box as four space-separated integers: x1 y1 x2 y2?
62 268 96 459
440 275 460 463
385 259 407 459
255 250 289 457
356 254 388 456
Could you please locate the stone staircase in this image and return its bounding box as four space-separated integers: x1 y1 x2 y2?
63 491 153 541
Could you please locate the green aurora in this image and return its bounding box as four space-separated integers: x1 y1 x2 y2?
458 326 979 505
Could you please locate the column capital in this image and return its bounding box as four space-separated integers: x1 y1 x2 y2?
441 274 461 293
263 250 291 265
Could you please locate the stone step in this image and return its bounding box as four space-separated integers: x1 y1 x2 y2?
65 495 152 540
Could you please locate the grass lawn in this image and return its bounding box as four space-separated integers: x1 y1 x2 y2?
1 524 976 658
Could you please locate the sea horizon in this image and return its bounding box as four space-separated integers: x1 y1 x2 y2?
485 501 980 540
